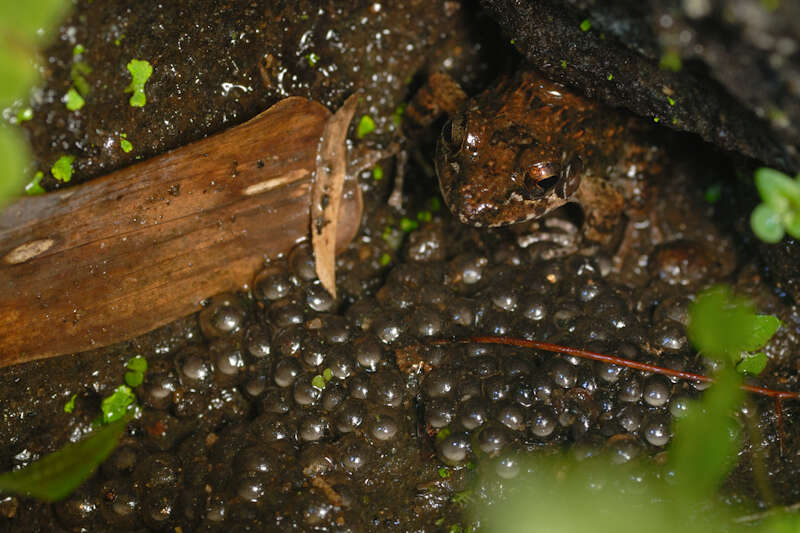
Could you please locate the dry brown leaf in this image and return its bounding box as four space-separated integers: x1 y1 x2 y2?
311 93 359 299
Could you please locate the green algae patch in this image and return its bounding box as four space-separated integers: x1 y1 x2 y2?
125 59 153 107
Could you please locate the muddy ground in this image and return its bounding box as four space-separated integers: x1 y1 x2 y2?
1 1 799 531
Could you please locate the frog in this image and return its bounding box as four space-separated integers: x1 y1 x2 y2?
429 68 665 244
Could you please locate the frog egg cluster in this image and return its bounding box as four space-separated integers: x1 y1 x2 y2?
26 223 717 530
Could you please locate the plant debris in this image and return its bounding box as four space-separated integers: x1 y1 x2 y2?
311 93 359 299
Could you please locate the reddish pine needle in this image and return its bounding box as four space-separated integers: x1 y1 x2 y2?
435 336 799 401
432 335 796 456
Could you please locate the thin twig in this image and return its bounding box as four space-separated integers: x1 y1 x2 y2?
440 336 799 400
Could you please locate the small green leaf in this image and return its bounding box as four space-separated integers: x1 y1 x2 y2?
124 371 143 388
372 164 383 181
668 368 742 499
607 73 613 80
736 352 768 375
306 52 320 67
435 427 451 442
65 87 84 111
69 61 92 97
740 314 781 352
126 355 147 373
579 19 591 31
322 368 333 382
417 210 432 222
356 115 375 138
50 155 74 183
0 416 127 502
63 394 77 414
0 39 38 107
399 217 418 232
688 285 780 364
0 124 30 206
392 103 406 127
0 0 70 41
782 208 800 240
24 171 45 196
120 136 133 153
125 59 153 108
438 467 451 479
311 375 326 390
751 203 784 243
16 107 33 122
755 167 800 207
704 184 721 204
659 50 682 72
380 253 391 266
72 44 85 56
101 385 135 424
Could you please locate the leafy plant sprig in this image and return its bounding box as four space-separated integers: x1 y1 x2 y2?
0 354 147 501
750 167 800 243
687 285 781 376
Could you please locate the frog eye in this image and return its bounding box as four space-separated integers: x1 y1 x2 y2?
523 162 560 198
441 115 467 152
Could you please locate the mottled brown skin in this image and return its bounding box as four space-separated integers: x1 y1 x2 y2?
435 69 662 242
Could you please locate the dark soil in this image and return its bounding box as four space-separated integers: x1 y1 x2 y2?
2 1 800 531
